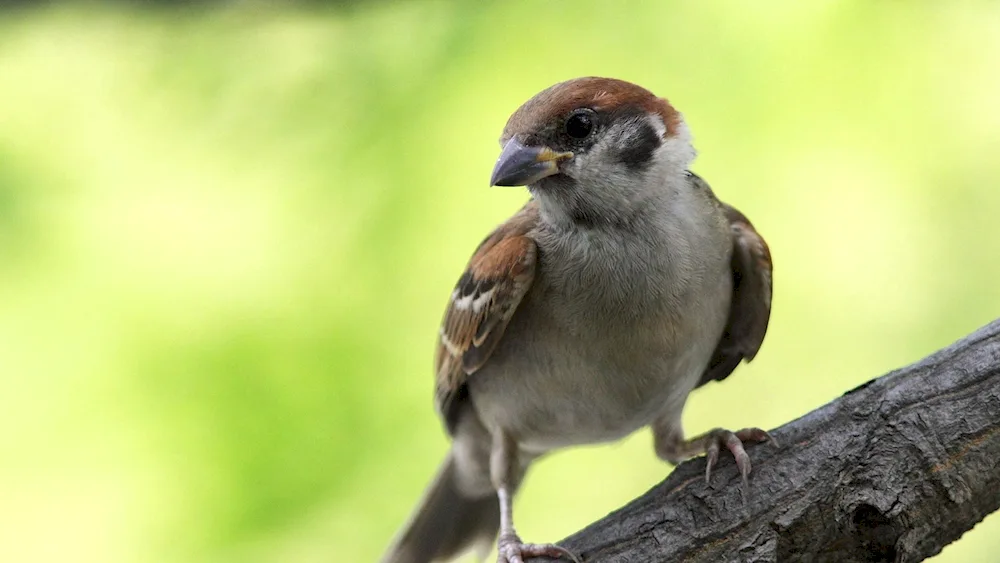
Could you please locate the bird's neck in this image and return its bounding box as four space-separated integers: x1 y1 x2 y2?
533 168 690 233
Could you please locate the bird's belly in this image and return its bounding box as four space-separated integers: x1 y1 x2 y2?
467 322 712 453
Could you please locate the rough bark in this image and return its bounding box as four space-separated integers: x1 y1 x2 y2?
550 319 1000 563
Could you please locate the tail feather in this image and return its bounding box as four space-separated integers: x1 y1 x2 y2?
381 453 499 563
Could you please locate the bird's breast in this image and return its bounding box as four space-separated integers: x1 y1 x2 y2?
536 228 683 323
467 250 731 452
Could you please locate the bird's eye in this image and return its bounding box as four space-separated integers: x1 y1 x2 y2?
565 109 595 139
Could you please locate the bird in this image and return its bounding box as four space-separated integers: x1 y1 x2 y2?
381 76 774 563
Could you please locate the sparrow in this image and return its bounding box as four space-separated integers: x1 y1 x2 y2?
381 77 774 563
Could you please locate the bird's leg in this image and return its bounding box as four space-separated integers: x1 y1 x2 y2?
654 422 777 484
491 432 580 563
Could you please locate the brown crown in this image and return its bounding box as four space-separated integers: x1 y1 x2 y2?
502 77 681 142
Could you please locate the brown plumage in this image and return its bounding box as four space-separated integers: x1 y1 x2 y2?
435 201 540 430
501 77 683 140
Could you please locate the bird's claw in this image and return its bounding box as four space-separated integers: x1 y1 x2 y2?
497 532 580 563
703 427 777 484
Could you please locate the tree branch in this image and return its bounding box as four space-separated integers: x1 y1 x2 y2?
552 319 1000 563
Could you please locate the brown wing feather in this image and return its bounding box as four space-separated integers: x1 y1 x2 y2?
435 201 539 432
698 201 773 387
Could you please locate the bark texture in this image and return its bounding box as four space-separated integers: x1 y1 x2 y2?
549 319 1000 562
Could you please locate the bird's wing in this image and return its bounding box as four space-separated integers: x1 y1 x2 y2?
697 196 773 388
435 200 539 433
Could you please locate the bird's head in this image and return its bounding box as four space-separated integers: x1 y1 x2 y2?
490 77 696 228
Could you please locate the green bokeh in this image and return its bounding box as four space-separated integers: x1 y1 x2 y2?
0 2 998 562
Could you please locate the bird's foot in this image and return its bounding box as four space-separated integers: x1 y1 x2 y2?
702 427 777 484
496 532 580 563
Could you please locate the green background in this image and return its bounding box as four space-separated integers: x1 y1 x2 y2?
1 2 998 562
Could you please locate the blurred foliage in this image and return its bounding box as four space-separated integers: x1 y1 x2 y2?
0 2 998 562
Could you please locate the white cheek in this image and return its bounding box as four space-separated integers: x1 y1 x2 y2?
568 154 635 194
545 115 697 221
658 117 696 172
649 115 667 138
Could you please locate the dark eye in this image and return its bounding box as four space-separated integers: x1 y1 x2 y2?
565 109 595 139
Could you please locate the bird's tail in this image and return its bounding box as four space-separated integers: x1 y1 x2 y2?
380 451 500 563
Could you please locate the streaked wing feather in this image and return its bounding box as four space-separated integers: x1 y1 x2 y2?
435 201 539 432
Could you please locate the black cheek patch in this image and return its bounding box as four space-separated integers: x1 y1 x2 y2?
617 121 661 171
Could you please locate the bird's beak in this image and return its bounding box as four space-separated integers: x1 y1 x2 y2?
489 138 573 187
